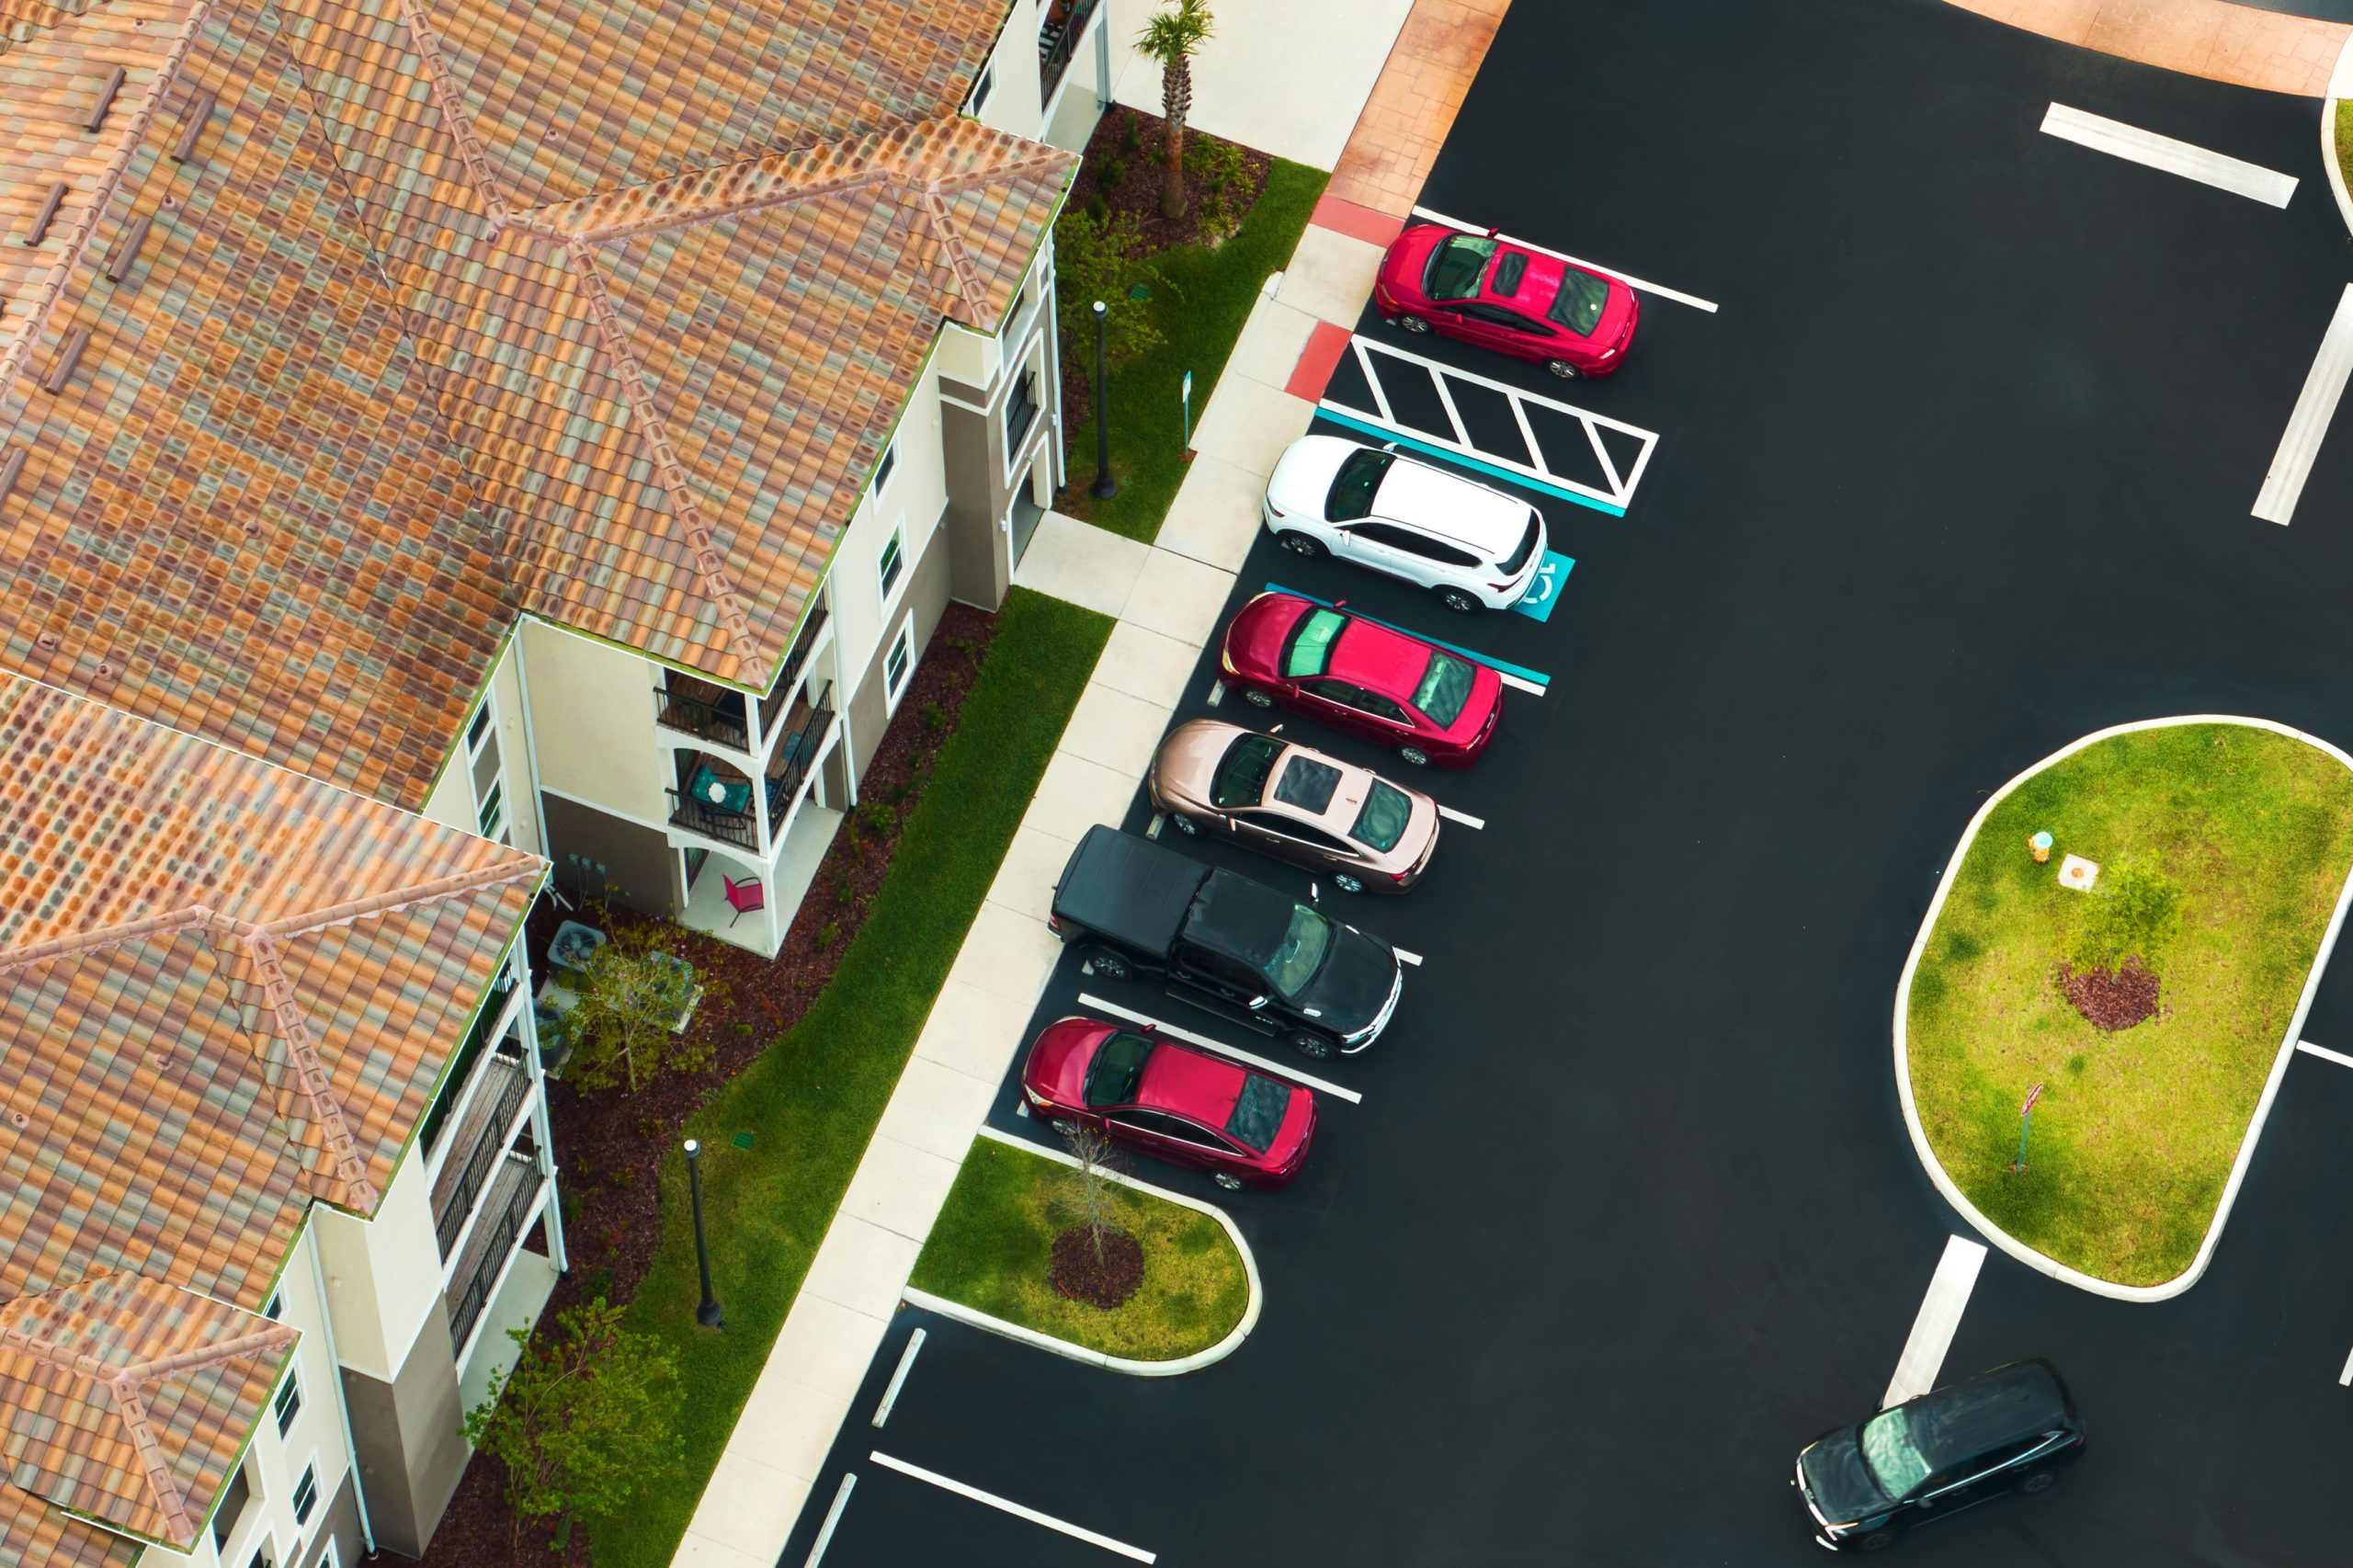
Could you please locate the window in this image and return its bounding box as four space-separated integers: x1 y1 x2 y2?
1082 1032 1154 1108
1546 267 1611 336
1279 608 1348 678
884 624 913 702
1411 653 1476 728
1325 449 1392 521
878 527 904 601
244 1543 275 1568
262 1290 282 1320
1224 1075 1291 1153
463 692 508 846
1211 733 1283 809
1269 756 1341 813
475 778 506 841
969 60 994 113
291 1462 317 1525
1349 780 1415 852
273 1369 301 1437
872 439 896 495
1423 233 1496 301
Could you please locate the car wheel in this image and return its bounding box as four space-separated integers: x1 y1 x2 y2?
1333 872 1364 893
2018 1470 2057 1495
1856 1529 1897 1553
1435 585 1481 615
1211 1171 1244 1191
1396 313 1431 335
1089 949 1131 982
1169 812 1199 835
1292 1031 1336 1061
1545 358 1582 380
1242 687 1275 709
1398 744 1429 767
1051 1118 1080 1137
1279 532 1324 558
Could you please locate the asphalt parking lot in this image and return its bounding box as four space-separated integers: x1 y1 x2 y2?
786 1 2353 1562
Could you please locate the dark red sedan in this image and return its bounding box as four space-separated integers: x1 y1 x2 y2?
1371 222 1638 379
1021 1017 1317 1189
1219 592 1502 767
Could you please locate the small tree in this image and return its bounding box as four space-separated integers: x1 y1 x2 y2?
1051 1122 1128 1263
2069 857 2184 973
462 1299 684 1550
1052 206 1161 368
1137 0 1214 220
563 920 704 1093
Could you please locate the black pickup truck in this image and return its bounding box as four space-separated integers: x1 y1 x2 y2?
1048 825 1403 1059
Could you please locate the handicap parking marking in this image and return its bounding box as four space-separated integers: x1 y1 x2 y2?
1508 551 1576 623
1265 581 1551 694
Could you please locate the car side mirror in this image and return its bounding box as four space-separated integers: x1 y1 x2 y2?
1309 881 1322 903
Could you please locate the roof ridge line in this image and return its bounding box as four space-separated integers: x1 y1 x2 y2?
918 186 985 316
240 931 379 1208
0 0 217 397
259 858 544 941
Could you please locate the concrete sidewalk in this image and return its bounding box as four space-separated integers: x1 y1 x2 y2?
1950 0 2348 95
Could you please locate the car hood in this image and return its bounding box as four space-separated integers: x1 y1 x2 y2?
1022 1017 1112 1108
1799 1430 1892 1526
1222 592 1311 681
1292 924 1399 1034
1266 435 1358 519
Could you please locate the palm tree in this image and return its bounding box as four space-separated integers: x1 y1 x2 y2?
1136 0 1214 221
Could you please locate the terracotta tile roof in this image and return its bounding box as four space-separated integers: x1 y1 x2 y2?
0 1270 296 1549
0 1482 137 1567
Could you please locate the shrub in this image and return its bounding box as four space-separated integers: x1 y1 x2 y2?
1120 110 1143 153
858 801 900 836
562 924 707 1094
816 921 842 949
1053 207 1162 362
1186 136 1252 237
2069 857 2184 972
922 699 949 733
1096 153 1127 191
636 1116 663 1139
834 875 855 907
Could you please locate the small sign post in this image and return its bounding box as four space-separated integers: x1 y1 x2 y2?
1181 370 1193 449
2011 1082 2045 1173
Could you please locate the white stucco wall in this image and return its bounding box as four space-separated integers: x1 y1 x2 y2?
517 619 669 825
834 354 951 700
312 1141 445 1384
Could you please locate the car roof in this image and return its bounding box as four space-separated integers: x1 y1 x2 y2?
1267 745 1373 831
1902 1361 2075 1467
1136 1040 1246 1123
1323 612 1436 693
1373 459 1529 557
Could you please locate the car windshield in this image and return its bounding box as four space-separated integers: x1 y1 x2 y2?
1281 608 1348 678
1413 651 1476 728
1423 233 1497 301
1271 756 1342 813
1224 1074 1293 1153
1326 449 1392 522
1263 903 1334 997
1211 733 1284 809
1546 269 1610 336
1859 1408 1932 1499
1350 779 1415 851
1082 1032 1154 1108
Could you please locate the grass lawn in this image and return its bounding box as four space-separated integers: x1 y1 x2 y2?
1906 722 2353 1286
1058 157 1328 544
2338 99 2352 198
911 1136 1250 1361
591 589 1112 1565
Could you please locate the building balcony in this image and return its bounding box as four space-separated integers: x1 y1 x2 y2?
763 680 834 824
653 675 750 751
1039 0 1102 105
429 1043 532 1260
446 1149 544 1357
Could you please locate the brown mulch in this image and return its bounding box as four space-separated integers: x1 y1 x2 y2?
2058 956 2163 1031
416 603 1001 1568
1057 105 1273 426
1049 1226 1144 1310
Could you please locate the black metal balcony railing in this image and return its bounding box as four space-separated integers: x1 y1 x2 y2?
654 683 750 751
665 783 759 851
1005 372 1041 453
448 1153 543 1355
775 605 829 704
433 1049 531 1258
764 682 835 824
1039 0 1101 102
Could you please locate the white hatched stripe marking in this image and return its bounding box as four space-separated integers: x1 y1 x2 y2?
1883 1235 1987 1409
869 1451 1156 1562
2255 285 2353 525
2040 103 2297 208
1077 993 1362 1103
1411 205 1722 312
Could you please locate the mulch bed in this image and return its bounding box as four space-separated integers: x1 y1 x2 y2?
1057 105 1273 426
416 602 1000 1568
1049 1226 1144 1310
2059 956 2163 1031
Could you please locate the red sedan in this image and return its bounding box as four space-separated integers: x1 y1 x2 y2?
1371 222 1638 379
1219 592 1502 767
1021 1017 1317 1189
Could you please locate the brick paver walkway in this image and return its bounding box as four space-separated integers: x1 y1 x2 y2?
1326 0 1512 217
1953 0 2348 95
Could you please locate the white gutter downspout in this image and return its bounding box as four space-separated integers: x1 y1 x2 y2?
306 1226 378 1556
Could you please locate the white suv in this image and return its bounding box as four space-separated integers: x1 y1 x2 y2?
1261 434 1545 612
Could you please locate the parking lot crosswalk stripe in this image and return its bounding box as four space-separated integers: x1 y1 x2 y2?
1264 581 1552 692
1437 804 1485 829
869 1451 1156 1562
1317 407 1627 517
2039 103 2298 208
2254 284 2353 525
1076 993 1364 1104
1410 205 1722 313
1883 1235 1988 1410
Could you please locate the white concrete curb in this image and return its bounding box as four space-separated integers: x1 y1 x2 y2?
902 1124 1264 1376
1892 714 2353 1303
2327 34 2353 240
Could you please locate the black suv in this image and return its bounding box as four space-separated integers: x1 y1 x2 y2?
1795 1359 2086 1551
1047 825 1403 1059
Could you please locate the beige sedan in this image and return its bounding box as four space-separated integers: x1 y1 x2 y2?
1145 719 1440 893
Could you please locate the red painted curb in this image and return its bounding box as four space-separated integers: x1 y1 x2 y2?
1309 193 1405 248
1284 319 1354 403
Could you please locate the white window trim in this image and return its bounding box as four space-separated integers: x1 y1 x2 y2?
876 518 908 614
462 688 509 845
272 1361 303 1440
871 436 897 499
883 620 915 714
290 1449 322 1530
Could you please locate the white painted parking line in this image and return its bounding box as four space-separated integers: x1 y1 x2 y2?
1392 947 1424 966
2297 1039 2353 1070
1076 993 1362 1104
1412 204 1722 313
802 1472 856 1568
869 1451 1156 1562
1206 678 1226 707
1883 1235 1987 1410
2039 104 2298 208
870 1327 925 1428
2254 285 2353 525
2339 1344 2353 1387
1436 804 1485 829
1499 672 1546 698
1145 812 1165 840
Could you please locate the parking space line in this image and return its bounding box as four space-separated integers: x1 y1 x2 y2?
1320 406 1629 517
2254 284 2353 525
2039 104 2298 208
1410 204 1722 313
2297 1039 2353 1069
1145 812 1165 840
871 1327 925 1428
2339 1344 2353 1386
802 1472 856 1568
1264 581 1552 692
1883 1235 1987 1409
1076 992 1363 1104
869 1451 1156 1562
1392 947 1424 966
1207 678 1226 707
1437 804 1484 829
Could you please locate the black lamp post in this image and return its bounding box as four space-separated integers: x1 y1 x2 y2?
1088 298 1118 500
684 1139 723 1328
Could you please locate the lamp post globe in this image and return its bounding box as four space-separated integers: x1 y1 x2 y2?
1089 299 1118 500
684 1139 723 1328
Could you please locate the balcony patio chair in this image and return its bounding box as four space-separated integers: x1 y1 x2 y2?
723 874 765 927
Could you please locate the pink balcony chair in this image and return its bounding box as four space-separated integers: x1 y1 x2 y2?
722 874 765 927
